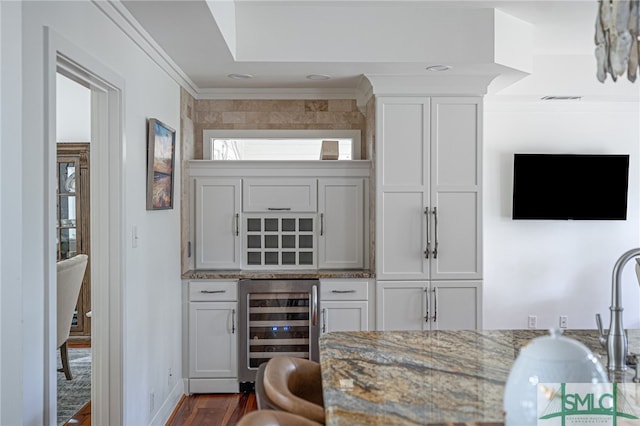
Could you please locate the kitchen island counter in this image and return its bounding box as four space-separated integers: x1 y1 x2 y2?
319 329 640 425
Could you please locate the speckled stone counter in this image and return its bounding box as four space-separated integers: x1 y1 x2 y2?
319 329 640 425
182 269 375 280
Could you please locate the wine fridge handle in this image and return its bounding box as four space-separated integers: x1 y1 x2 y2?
231 308 236 334
322 308 327 333
311 285 318 326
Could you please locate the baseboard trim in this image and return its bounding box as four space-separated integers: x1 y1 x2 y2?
150 380 185 426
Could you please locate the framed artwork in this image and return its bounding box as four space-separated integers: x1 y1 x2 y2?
146 118 176 210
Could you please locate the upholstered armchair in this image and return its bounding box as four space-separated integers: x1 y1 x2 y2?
57 254 88 380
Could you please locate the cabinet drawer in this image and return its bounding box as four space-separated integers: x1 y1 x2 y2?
243 178 317 212
321 279 369 300
189 281 237 302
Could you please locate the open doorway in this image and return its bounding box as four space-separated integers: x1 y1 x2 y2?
55 73 92 425
46 30 125 426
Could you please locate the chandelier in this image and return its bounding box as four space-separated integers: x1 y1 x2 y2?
595 0 640 82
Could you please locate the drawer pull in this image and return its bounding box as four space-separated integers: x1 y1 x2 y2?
331 290 357 294
267 207 291 211
200 290 226 294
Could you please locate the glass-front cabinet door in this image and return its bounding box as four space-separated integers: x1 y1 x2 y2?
57 159 78 260
57 143 91 340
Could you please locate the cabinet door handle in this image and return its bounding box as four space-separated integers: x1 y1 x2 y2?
235 213 239 236
320 213 324 236
424 207 431 259
200 290 226 294
322 308 327 333
331 289 356 294
432 287 438 322
311 285 318 326
231 308 236 334
267 207 291 211
424 288 430 323
433 207 439 259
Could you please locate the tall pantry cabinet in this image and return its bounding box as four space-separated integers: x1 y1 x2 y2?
375 96 483 331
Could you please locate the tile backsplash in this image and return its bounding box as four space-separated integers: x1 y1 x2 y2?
193 99 367 159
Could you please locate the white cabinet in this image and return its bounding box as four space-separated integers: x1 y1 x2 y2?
376 281 481 331
320 279 372 334
243 178 317 212
318 178 365 269
188 162 370 271
188 281 239 393
376 97 482 281
375 96 482 329
194 178 241 270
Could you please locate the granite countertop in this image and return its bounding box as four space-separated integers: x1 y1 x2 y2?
319 329 640 425
182 269 375 280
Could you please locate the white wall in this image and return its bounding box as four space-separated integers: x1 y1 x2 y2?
483 100 640 330
56 73 90 142
15 2 182 424
1 2 24 425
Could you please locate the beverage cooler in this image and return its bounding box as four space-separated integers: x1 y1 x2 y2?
238 279 320 386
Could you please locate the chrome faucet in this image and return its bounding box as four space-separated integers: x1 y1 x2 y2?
596 248 640 372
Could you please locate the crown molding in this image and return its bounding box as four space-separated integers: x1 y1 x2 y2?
195 87 361 100
355 76 374 112
365 74 498 97
92 0 200 98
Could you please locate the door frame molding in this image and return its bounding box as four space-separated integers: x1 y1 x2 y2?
45 28 125 425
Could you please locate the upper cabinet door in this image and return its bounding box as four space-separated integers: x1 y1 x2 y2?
194 178 242 269
318 178 364 269
429 97 482 280
376 97 431 280
243 178 317 212
378 97 430 189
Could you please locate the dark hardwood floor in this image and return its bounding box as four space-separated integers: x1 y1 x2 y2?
61 342 258 426
63 401 91 426
63 393 256 426
167 393 257 426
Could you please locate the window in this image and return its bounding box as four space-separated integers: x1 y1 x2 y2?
203 130 361 160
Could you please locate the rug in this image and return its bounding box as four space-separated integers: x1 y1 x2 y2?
57 347 91 425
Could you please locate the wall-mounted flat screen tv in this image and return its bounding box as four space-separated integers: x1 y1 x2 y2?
512 154 629 220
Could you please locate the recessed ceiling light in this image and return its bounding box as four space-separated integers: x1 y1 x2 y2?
306 74 331 80
426 65 452 72
228 73 253 80
541 96 582 101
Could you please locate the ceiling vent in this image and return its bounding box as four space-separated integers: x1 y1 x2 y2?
540 96 582 101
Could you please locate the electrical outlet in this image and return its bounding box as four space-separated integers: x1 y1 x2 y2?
560 315 568 329
149 389 155 414
528 315 537 329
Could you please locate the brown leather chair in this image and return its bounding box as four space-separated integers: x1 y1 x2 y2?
255 362 279 410
238 410 323 426
263 356 325 424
